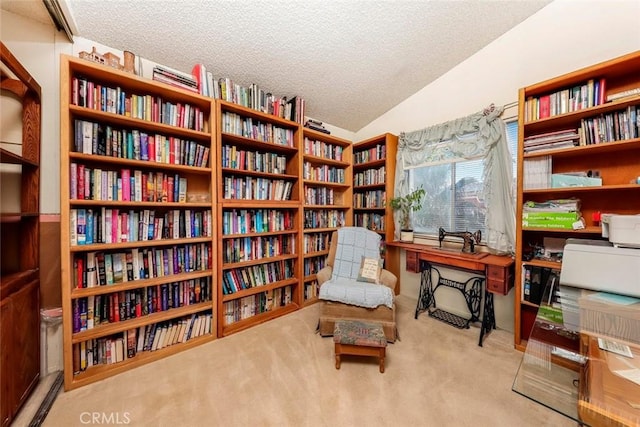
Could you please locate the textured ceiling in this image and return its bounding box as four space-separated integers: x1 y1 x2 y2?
3 0 551 132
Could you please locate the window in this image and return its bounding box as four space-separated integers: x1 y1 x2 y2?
409 120 518 238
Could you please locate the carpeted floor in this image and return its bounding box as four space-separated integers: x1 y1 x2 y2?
41 295 575 427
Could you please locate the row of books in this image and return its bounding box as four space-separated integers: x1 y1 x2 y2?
223 286 293 325
304 119 330 134
303 256 327 276
152 64 198 93
221 208 295 235
523 129 580 153
353 190 386 209
354 143 386 164
354 166 386 187
70 165 187 203
221 112 296 146
354 212 386 232
303 232 330 253
73 119 210 167
72 277 211 332
70 208 213 246
522 265 560 306
304 280 319 300
221 260 295 294
73 244 211 289
524 77 607 122
303 162 346 183
192 63 305 124
73 312 212 373
221 144 288 173
522 155 552 190
304 186 335 205
223 176 294 201
303 209 345 229
303 137 344 161
72 76 205 131
578 104 639 145
222 235 296 263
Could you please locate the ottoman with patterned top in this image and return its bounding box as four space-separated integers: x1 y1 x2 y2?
333 320 387 373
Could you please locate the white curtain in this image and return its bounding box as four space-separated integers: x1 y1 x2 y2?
394 105 515 255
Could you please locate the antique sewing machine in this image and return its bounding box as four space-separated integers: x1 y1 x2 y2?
438 227 482 253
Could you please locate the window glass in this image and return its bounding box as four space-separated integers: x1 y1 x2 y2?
408 120 518 238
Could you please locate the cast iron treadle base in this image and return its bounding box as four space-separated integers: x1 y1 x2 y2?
428 308 470 329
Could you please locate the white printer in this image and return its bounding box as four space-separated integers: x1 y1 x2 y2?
601 213 640 248
560 235 640 298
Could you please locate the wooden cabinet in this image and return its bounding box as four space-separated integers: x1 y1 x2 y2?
300 129 352 304
352 133 399 290
514 51 640 350
216 100 302 335
59 55 217 390
0 42 41 426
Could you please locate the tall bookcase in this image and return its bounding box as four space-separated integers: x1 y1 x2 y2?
352 133 399 289
514 51 640 351
216 100 302 336
60 55 217 390
300 128 352 305
1 42 41 426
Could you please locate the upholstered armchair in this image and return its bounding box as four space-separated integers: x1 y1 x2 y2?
317 227 398 342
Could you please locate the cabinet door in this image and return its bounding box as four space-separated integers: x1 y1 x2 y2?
1 297 12 427
10 279 40 414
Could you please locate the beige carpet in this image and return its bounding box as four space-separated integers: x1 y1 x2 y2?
42 295 574 427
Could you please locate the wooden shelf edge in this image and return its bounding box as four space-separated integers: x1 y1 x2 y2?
0 147 38 166
220 303 299 336
71 301 213 343
66 333 214 390
70 269 213 298
221 278 298 302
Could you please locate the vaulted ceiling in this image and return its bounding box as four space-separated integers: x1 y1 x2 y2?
2 0 551 131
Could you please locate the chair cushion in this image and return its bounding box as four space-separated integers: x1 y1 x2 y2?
319 277 394 309
331 227 382 280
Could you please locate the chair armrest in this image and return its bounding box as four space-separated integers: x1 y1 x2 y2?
380 269 397 292
317 266 333 286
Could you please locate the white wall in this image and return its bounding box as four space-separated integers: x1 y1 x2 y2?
355 0 640 331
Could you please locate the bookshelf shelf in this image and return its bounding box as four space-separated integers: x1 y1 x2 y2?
523 138 640 159
71 301 212 343
1 42 41 425
221 303 299 336
60 54 217 390
70 269 213 298
221 278 299 302
514 50 640 350
70 332 213 387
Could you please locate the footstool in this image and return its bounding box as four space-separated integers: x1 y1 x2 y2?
333 320 387 373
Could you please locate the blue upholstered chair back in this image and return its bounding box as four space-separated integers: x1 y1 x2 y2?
331 227 381 281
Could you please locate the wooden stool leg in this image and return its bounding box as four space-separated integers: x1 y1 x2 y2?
379 348 385 373
335 354 340 369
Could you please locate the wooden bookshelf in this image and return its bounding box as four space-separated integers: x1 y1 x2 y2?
514 50 640 351
59 54 217 390
216 100 302 335
352 133 399 292
0 42 41 427
300 128 352 305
